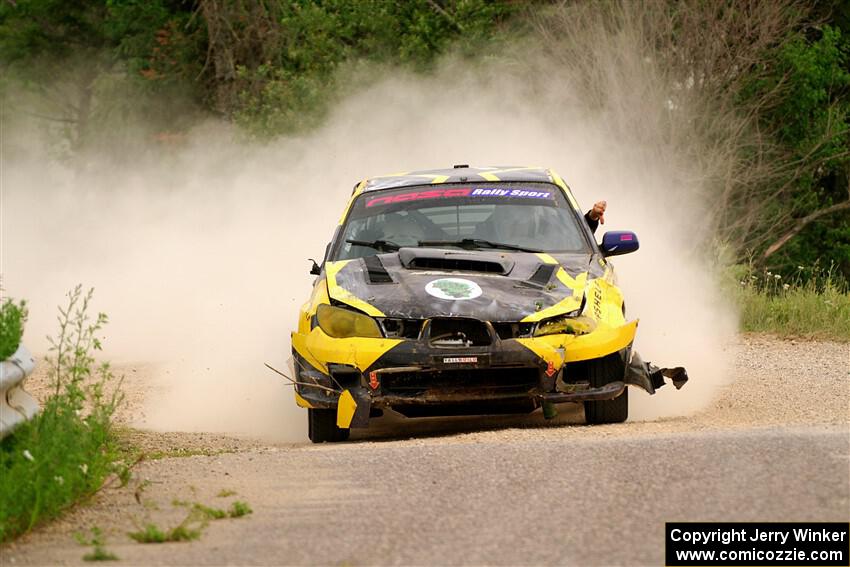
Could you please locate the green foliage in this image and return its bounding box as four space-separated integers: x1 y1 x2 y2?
228 500 252 518
0 297 27 360
192 502 227 520
128 522 200 543
741 24 850 278
76 526 119 562
731 264 850 340
0 286 122 542
0 0 194 78
1 1 847 276
128 500 212 543
128 523 166 543
206 0 515 136
1 0 512 142
0 0 109 62
145 446 236 460
84 547 119 562
130 497 252 544
0 0 204 155
770 26 849 153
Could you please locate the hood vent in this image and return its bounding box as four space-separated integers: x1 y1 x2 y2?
527 264 557 286
408 256 505 273
363 255 394 284
398 248 513 275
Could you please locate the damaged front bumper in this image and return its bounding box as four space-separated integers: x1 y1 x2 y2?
291 320 688 428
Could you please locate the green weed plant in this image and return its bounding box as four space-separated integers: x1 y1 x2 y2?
76 526 119 561
0 297 27 359
0 286 123 541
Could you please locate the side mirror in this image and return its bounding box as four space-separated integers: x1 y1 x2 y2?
309 258 321 275
600 231 639 257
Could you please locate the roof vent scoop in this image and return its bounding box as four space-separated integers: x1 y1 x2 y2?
399 248 513 274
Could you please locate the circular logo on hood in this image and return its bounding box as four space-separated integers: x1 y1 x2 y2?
425 278 483 301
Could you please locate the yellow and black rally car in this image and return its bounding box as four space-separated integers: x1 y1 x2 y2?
292 166 688 442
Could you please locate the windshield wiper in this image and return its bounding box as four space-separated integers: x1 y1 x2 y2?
346 238 401 252
417 238 541 253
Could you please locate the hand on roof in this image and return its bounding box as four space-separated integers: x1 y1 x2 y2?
588 200 607 224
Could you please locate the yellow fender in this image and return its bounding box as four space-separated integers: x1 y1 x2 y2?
517 319 638 370
336 390 357 428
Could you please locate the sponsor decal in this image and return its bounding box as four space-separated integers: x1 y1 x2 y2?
366 188 472 207
365 187 554 207
545 361 556 377
443 357 478 364
591 284 604 320
425 278 483 301
470 188 553 199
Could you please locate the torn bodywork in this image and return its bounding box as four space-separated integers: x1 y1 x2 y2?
288 166 690 442
624 349 689 394
291 337 688 428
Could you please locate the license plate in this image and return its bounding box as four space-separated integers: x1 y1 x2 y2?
442 356 478 364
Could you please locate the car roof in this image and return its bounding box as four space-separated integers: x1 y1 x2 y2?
361 165 556 192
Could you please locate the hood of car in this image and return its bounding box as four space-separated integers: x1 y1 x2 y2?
325 248 601 322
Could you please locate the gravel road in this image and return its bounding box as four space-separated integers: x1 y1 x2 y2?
3 335 848 566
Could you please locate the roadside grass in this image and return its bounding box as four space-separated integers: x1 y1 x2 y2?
730 264 850 341
144 447 237 460
176 498 253 520
76 527 119 561
0 287 123 542
84 546 120 562
192 503 228 520
228 501 252 518
130 498 252 544
0 296 27 359
129 521 201 543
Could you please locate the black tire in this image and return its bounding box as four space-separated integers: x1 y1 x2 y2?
583 355 629 424
308 408 350 443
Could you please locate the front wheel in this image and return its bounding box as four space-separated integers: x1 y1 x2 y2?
584 388 628 424
583 354 629 424
308 408 350 443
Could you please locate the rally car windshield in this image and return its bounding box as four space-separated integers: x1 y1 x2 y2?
334 183 591 260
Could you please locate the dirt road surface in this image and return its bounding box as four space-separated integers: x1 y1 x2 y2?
3 336 848 566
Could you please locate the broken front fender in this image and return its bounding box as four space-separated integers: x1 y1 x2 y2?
517 319 638 370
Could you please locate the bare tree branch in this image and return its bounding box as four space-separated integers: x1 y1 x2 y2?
21 110 77 124
426 0 465 32
762 198 850 260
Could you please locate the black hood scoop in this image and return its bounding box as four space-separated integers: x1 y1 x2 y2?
398 248 514 275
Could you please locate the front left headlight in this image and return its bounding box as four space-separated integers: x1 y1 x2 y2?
534 314 596 337
316 304 382 338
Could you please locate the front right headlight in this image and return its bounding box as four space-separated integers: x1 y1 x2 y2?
534 314 597 337
316 304 382 338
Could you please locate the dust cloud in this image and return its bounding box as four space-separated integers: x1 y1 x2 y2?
2 37 736 441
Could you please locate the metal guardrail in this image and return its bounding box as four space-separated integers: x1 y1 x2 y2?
1 344 40 439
